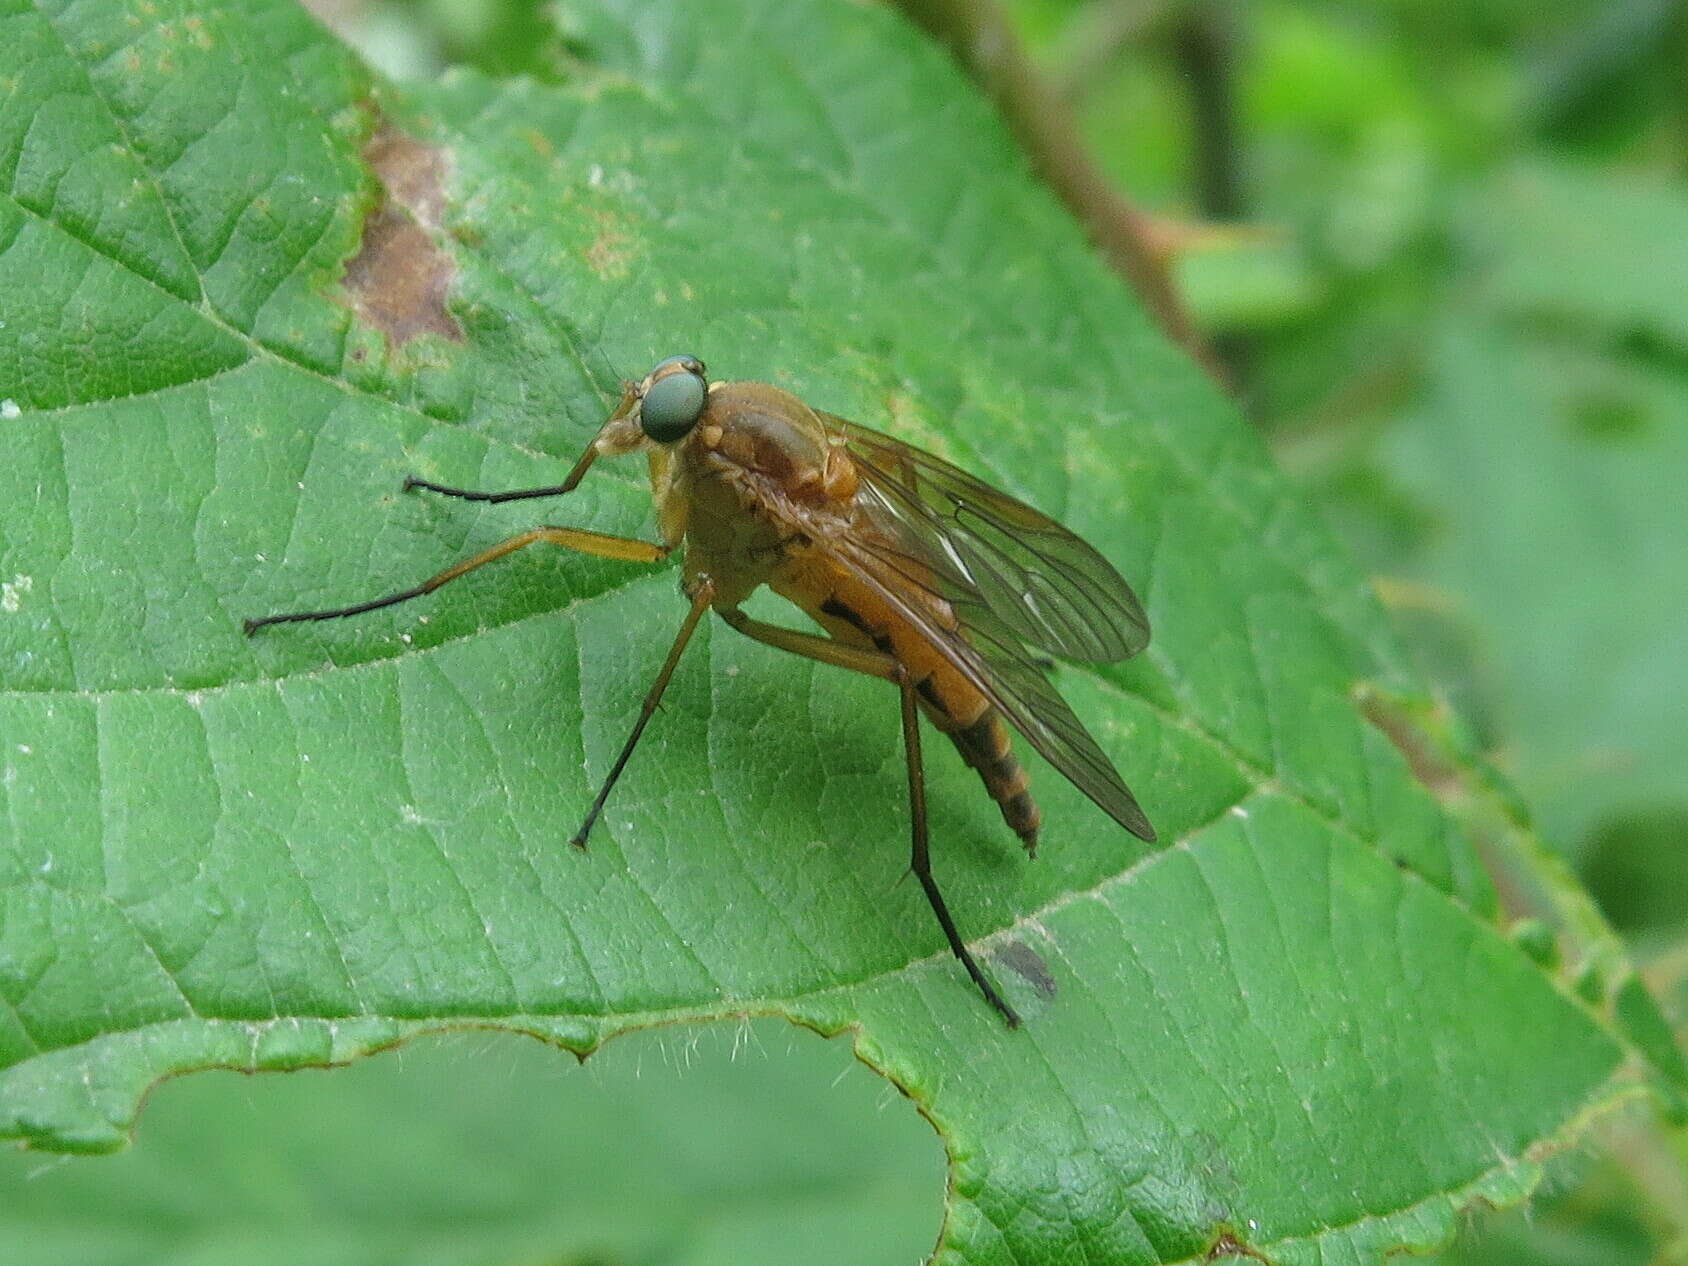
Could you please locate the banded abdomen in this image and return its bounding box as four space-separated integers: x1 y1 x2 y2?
774 562 1042 855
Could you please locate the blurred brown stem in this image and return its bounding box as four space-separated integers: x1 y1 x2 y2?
890 0 1226 386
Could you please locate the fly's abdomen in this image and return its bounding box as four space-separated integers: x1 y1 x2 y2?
940 704 1041 856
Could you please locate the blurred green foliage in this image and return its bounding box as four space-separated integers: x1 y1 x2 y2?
0 1024 943 1266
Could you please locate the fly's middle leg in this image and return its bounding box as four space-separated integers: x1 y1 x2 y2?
571 577 716 850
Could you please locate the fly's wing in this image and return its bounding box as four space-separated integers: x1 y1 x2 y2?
823 413 1149 662
817 413 1156 842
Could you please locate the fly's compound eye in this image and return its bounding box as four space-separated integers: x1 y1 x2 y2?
652 353 706 377
639 369 707 443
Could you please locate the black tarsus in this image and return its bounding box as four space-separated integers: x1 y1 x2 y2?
242 583 439 634
401 476 578 504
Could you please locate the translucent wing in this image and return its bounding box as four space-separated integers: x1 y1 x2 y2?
822 412 1150 662
816 413 1156 842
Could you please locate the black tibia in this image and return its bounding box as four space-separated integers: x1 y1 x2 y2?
400 438 601 504
402 477 572 504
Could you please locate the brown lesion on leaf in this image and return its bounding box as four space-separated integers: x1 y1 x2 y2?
581 205 635 281
1351 680 1648 1038
584 227 633 281
1353 681 1540 910
343 121 464 347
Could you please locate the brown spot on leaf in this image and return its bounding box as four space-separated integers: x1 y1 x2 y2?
580 200 638 281
995 940 1057 998
1355 683 1547 923
585 227 633 281
343 123 463 347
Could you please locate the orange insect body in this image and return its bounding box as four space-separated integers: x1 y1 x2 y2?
246 355 1154 1027
652 380 1042 851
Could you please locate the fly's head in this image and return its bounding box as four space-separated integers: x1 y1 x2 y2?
591 354 710 457
594 358 858 504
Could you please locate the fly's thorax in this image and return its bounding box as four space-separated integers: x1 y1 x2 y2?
673 457 792 610
689 382 858 503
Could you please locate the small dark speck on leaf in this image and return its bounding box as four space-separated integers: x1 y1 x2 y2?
995 940 1057 998
342 120 463 347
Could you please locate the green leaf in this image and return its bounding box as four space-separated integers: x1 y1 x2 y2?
0 2 1673 1262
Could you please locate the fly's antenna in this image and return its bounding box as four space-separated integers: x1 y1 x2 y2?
584 340 632 407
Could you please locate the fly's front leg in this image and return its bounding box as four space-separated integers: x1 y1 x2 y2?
402 425 606 504
244 526 668 634
250 415 669 633
717 609 1022 1028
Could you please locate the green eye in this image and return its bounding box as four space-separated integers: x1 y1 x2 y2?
640 371 707 443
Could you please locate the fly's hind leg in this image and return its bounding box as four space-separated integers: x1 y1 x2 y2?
895 665 1023 1029
244 526 668 634
718 609 1023 1028
717 610 901 682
